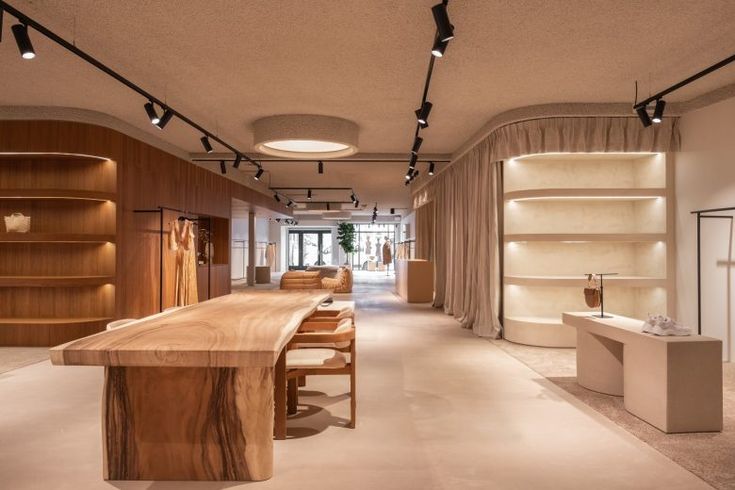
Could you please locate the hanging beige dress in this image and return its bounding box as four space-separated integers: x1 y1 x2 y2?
266 243 276 268
169 219 199 306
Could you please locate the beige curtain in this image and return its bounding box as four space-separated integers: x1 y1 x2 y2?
415 201 434 261
432 145 503 337
424 116 680 338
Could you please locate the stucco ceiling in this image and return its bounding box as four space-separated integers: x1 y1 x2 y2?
1 0 735 214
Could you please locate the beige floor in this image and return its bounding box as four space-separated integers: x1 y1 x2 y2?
0 273 711 489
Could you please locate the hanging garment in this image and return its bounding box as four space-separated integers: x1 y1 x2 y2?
382 240 393 265
169 219 199 306
266 243 276 268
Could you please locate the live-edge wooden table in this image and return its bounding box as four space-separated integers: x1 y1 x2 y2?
50 289 330 481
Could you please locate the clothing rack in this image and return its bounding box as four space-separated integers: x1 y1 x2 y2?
691 205 735 334
133 206 212 312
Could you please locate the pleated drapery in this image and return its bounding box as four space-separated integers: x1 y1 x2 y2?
415 201 434 261
420 116 680 338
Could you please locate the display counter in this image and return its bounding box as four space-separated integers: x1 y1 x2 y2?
395 259 433 303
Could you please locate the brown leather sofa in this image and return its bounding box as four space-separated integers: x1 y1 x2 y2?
280 267 353 293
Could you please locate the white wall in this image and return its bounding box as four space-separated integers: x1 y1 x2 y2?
676 95 735 361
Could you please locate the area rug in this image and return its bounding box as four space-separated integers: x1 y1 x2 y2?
492 339 734 490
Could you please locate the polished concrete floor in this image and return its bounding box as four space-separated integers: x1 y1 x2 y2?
0 273 711 489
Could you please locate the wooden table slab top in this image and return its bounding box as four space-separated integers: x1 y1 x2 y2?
50 290 330 368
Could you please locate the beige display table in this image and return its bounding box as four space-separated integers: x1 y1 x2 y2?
395 259 433 303
51 290 330 481
562 312 722 433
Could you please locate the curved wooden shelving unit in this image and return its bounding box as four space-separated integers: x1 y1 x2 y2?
504 275 666 288
0 276 115 287
504 233 667 242
0 189 115 201
504 188 666 202
0 233 115 243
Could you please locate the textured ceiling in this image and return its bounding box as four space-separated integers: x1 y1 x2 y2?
1 0 735 215
3 0 735 156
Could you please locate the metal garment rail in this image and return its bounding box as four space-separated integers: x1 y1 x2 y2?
133 206 212 312
690 206 735 335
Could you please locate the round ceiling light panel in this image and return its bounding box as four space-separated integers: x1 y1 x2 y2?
253 114 359 159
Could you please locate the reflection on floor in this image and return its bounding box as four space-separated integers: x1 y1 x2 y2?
0 347 49 374
0 273 711 489
494 338 734 490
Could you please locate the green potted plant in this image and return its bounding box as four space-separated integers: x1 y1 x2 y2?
337 222 357 266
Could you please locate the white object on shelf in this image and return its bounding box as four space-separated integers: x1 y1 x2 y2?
4 213 30 233
641 314 691 336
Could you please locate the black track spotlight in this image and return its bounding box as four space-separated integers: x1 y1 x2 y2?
0 8 4 44
429 161 435 175
409 153 418 169
12 24 36 59
404 179 410 186
431 37 448 58
156 108 174 129
390 208 395 215
411 136 424 155
416 101 433 127
200 136 214 153
287 199 294 208
355 200 360 208
233 154 242 169
144 101 160 125
405 169 412 180
432 3 454 42
635 106 652 128
318 160 324 174
274 194 281 203
254 166 264 180
307 189 312 200
219 160 226 174
652 99 666 124
350 193 356 203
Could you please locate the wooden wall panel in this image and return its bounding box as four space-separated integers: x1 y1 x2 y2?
0 243 114 276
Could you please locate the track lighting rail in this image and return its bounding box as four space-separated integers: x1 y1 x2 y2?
633 53 735 110
0 0 260 171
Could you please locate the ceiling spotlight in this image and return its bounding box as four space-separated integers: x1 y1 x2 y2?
350 193 356 203
373 205 378 213
652 99 666 124
431 37 448 58
233 154 243 169
405 179 410 186
12 24 36 59
416 101 433 127
156 108 174 129
144 102 160 125
355 200 360 208
405 170 412 180
411 136 423 155
429 162 435 175
409 153 418 169
307 189 312 200
318 160 324 174
431 3 454 42
287 199 294 208
200 136 214 153
254 167 264 180
219 160 226 174
390 208 395 215
635 106 652 128
274 194 281 202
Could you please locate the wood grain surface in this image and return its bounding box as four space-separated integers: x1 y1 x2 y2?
50 290 330 368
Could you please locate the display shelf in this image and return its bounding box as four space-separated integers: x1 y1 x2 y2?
0 317 113 326
0 189 115 201
504 275 666 288
504 188 666 202
0 233 115 243
503 316 577 348
502 152 672 348
0 276 115 287
504 233 667 243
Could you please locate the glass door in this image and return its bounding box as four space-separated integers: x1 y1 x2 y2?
288 230 332 269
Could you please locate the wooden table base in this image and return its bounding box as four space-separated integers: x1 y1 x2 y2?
103 365 274 481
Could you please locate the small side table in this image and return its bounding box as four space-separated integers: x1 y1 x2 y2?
255 266 271 284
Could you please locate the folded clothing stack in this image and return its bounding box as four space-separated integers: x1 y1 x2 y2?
641 314 691 336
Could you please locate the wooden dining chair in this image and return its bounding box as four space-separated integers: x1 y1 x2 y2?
276 318 356 435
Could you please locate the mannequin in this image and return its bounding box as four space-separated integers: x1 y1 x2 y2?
382 236 392 275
